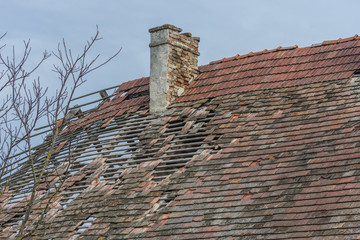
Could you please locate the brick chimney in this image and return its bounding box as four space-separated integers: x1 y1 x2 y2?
149 24 200 114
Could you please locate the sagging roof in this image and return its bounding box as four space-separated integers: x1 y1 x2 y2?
2 32 360 239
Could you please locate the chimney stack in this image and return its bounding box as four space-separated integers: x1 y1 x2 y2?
149 24 200 114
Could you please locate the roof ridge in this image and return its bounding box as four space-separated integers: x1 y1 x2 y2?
209 34 360 65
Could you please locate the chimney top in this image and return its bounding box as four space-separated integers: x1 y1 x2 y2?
149 24 182 33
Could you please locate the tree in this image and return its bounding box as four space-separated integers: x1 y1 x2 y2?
0 27 120 239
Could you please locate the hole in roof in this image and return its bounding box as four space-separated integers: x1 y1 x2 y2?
4 213 25 227
350 70 360 83
353 69 360 76
9 191 30 205
59 192 81 211
149 110 217 183
75 217 97 235
99 175 106 182
100 124 141 182
153 191 177 214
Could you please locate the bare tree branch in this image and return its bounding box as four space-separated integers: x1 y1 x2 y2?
0 27 120 239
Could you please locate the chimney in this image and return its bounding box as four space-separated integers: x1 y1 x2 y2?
149 24 200 114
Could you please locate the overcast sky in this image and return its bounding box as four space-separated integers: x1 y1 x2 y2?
2 0 360 98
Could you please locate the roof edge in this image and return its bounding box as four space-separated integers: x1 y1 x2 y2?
209 34 360 65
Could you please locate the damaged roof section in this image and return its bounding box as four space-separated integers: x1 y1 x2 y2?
0 76 150 205
2 26 360 239
65 76 150 133
0 90 221 238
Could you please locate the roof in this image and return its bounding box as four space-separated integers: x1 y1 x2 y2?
2 35 360 239
178 34 360 102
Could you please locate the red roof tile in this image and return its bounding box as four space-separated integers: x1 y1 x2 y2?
177 36 360 102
